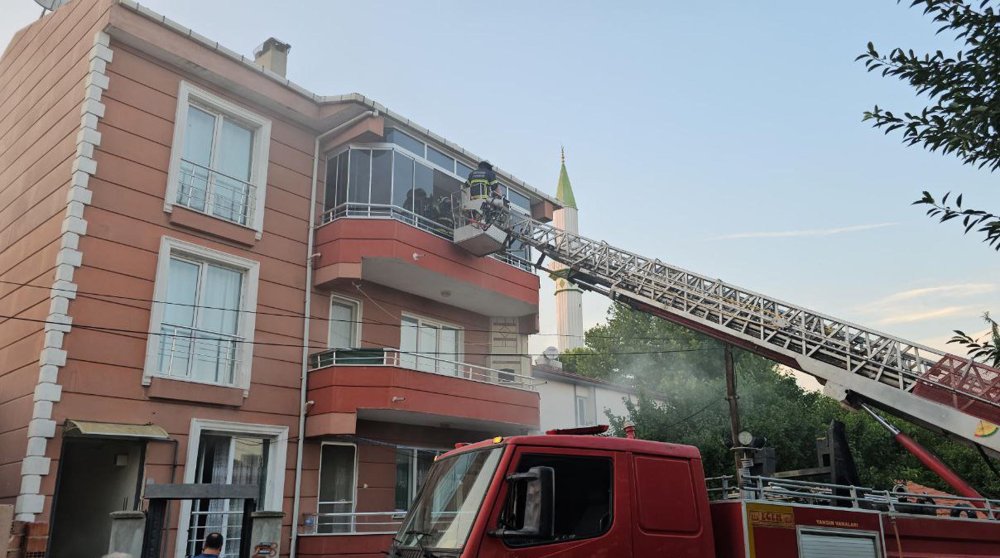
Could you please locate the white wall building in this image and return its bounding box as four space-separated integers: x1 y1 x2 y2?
534 361 649 431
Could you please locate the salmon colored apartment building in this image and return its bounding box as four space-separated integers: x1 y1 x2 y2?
0 2 560 556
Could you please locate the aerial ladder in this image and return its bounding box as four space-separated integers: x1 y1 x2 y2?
452 197 1000 456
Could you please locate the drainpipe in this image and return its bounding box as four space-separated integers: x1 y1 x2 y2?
290 109 378 558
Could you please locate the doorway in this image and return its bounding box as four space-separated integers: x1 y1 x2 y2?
48 438 143 558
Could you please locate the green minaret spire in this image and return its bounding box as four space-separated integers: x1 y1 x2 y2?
556 146 577 209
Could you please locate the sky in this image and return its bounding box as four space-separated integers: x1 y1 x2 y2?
3 1 999 389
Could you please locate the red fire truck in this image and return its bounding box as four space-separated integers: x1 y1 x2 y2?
384 193 1000 557
386 430 999 557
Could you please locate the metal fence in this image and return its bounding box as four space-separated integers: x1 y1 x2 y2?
309 347 539 391
706 475 1000 521
303 510 406 535
177 159 256 226
158 323 241 384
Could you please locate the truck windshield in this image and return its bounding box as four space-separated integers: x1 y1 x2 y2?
395 446 503 552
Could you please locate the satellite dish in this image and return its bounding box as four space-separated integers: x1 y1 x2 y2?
542 346 560 361
34 0 70 11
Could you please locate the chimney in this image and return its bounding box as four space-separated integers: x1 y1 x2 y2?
254 38 291 77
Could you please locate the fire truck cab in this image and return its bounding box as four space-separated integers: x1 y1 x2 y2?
387 433 1000 558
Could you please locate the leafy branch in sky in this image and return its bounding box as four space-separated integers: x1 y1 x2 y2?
859 1 1000 175
859 1 1000 362
913 191 1000 250
949 312 1000 365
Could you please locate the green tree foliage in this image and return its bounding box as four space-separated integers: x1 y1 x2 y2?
859 1 1000 360
578 304 1000 495
949 312 1000 365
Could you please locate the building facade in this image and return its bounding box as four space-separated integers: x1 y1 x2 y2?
0 2 558 557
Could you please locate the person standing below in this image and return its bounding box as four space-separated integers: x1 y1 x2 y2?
194 532 224 557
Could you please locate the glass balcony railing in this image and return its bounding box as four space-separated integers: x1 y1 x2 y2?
308 347 539 391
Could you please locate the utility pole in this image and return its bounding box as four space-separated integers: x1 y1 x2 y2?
724 344 743 480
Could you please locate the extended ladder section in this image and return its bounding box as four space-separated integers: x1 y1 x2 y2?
470 212 1000 453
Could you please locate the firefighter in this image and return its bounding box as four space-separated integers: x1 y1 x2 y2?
461 160 508 227
465 160 499 203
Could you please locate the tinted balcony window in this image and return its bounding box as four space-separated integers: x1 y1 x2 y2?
323 156 338 212
412 162 434 220
456 160 474 180
392 152 415 210
508 187 531 212
348 149 371 204
386 128 425 157
335 151 349 207
426 145 454 172
371 150 393 205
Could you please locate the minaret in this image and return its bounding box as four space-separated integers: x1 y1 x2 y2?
550 148 584 352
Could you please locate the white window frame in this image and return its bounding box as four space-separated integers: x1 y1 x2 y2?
316 442 359 532
327 295 362 349
575 395 588 427
142 236 260 393
174 419 288 558
165 81 272 238
394 445 445 511
399 312 465 375
400 313 464 361
574 385 596 427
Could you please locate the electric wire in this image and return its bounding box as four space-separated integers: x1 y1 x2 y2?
0 313 722 358
0 277 718 345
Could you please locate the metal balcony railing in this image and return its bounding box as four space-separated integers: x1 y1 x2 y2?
308 347 539 391
705 475 1000 521
158 323 241 385
302 510 406 535
177 159 256 226
319 202 533 272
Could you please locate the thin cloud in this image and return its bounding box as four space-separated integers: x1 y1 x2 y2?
876 306 977 325
879 283 997 304
713 222 898 240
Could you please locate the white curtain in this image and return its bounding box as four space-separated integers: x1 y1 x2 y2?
190 434 266 558
194 265 241 384
439 328 458 376
319 445 356 533
180 106 215 211
329 302 355 349
214 119 253 224
400 317 419 369
417 325 437 373
160 258 199 378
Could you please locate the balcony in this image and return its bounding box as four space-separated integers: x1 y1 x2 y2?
313 203 540 319
305 348 540 437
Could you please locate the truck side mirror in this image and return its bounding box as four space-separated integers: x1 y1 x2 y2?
492 466 554 541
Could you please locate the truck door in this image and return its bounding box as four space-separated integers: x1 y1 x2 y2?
475 446 631 557
629 453 715 557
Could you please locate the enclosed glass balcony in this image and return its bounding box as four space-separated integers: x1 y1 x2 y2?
321 139 532 269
